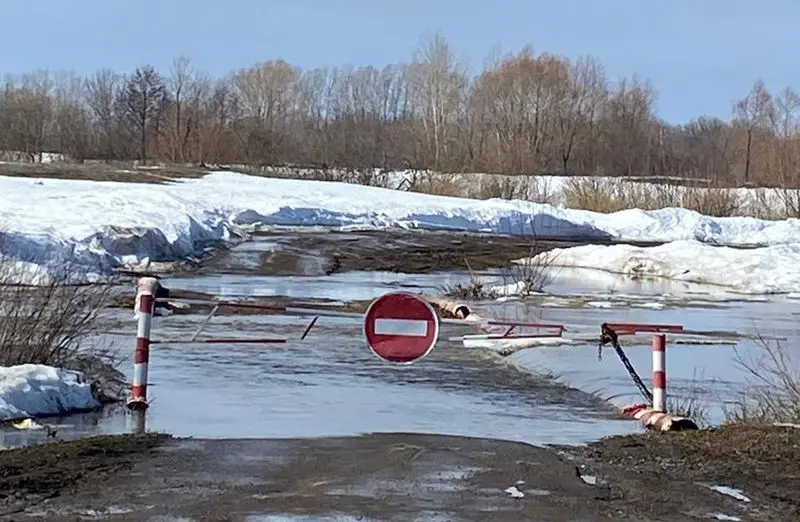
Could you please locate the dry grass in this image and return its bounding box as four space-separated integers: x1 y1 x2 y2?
407 172 462 196
441 258 500 300
0 161 207 184
501 248 557 296
441 226 557 300
0 260 113 367
725 335 800 424
561 177 745 217
665 369 713 428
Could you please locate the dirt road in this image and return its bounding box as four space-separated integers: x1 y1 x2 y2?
1 425 795 521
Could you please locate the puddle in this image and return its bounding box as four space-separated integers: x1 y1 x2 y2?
327 466 482 498
245 514 380 522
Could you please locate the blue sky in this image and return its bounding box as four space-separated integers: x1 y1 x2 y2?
1 0 797 123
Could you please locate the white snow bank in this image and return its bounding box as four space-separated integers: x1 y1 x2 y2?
2 171 800 281
516 240 800 294
0 364 100 421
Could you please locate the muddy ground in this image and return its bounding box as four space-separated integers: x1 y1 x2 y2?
0 426 796 521
202 228 664 275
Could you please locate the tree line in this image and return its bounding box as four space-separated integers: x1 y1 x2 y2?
1 34 798 187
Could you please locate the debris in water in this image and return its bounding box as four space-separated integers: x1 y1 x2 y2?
12 418 43 430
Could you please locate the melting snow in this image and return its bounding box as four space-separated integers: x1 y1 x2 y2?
514 240 800 294
1 171 800 286
0 364 100 421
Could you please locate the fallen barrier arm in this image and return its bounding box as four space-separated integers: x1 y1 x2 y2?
599 322 684 411
599 322 698 432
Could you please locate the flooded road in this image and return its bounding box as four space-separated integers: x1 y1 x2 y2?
3 230 798 446
2 230 799 521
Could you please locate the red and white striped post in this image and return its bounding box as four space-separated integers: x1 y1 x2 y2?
127 277 158 412
652 333 666 412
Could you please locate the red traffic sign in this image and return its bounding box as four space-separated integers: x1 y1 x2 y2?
363 292 440 364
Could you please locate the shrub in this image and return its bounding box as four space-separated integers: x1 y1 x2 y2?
501 248 557 297
681 186 743 217
442 230 557 300
0 260 112 368
726 335 800 425
407 172 463 196
563 177 744 217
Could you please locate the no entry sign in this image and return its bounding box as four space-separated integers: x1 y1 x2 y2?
363 292 440 364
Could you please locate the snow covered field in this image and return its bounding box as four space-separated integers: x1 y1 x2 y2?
1 170 800 289
265 167 800 218
515 241 800 294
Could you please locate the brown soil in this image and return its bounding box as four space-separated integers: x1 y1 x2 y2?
1 427 795 521
562 423 800 521
0 434 169 517
0 162 210 184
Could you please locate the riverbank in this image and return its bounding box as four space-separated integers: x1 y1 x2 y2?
1 424 795 521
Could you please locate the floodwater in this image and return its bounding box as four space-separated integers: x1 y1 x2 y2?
2 234 798 448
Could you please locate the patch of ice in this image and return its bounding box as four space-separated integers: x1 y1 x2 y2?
81 506 135 518
488 281 546 297
504 485 525 498
709 485 751 502
711 514 742 521
461 334 577 350
585 300 613 308
0 364 100 421
632 301 666 309
516 240 800 294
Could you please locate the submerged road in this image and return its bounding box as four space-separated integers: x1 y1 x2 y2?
1 229 798 520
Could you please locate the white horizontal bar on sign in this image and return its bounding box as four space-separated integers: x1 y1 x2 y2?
373 318 429 337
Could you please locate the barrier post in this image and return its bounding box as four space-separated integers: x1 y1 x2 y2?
127 277 158 412
652 334 666 412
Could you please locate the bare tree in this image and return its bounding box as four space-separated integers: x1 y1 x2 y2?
85 69 122 159
4 70 54 161
555 55 606 174
6 37 800 192
406 33 467 170
117 65 169 163
602 76 657 177
733 79 774 184
233 60 299 164
51 71 91 160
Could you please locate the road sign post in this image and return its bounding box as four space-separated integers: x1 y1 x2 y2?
363 292 439 364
